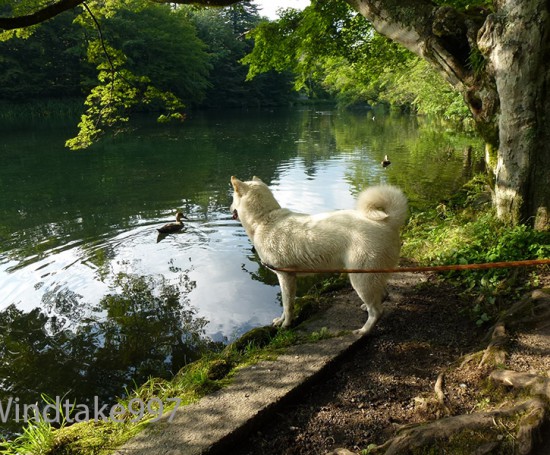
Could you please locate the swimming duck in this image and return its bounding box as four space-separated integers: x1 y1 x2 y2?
157 212 187 234
381 155 391 168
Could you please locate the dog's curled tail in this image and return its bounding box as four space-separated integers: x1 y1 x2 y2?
356 185 408 229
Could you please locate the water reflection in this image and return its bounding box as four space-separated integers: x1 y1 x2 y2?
0 272 217 436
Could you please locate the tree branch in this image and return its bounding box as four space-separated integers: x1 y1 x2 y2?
152 0 242 6
345 0 435 56
0 0 85 30
0 0 245 30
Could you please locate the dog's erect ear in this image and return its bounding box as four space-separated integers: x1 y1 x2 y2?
252 176 263 183
231 176 248 196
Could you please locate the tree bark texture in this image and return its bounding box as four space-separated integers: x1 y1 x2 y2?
478 0 550 229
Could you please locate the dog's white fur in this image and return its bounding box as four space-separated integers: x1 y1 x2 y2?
230 176 408 335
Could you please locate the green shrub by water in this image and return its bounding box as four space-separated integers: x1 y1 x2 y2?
402 175 550 325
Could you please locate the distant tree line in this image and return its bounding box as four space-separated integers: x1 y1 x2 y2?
0 2 296 109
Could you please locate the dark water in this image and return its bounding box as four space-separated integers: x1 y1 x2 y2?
0 107 482 434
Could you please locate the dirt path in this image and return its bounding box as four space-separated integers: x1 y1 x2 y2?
229 273 550 455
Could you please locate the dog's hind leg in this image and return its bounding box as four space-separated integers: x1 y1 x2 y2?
273 272 297 328
349 273 387 335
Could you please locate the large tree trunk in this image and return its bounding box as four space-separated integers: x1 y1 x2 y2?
348 0 550 230
478 1 550 230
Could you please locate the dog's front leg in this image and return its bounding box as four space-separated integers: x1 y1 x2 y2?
273 272 296 327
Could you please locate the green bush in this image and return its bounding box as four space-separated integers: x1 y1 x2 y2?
402 176 550 325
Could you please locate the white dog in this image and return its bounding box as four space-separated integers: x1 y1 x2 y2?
230 176 408 335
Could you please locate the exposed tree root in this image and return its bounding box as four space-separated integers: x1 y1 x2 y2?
368 398 546 455
479 321 507 368
459 319 509 370
491 370 550 401
434 372 450 415
366 289 550 455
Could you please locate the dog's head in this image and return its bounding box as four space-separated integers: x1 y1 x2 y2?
230 176 280 226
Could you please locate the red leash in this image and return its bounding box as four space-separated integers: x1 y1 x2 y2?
262 259 550 274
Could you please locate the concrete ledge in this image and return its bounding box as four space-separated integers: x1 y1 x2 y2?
116 334 362 454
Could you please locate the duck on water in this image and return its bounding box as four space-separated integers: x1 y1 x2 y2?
157 212 187 234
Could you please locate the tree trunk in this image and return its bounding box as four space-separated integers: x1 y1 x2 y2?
348 0 550 230
478 0 550 230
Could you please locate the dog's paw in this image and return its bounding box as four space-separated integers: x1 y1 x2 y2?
352 327 378 337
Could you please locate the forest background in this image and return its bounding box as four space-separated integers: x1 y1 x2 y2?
0 0 468 144
2 0 550 230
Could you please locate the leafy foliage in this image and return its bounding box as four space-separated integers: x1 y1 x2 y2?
101 5 211 104
242 0 469 120
0 0 295 148
65 39 186 149
403 175 550 325
380 59 470 120
243 0 388 97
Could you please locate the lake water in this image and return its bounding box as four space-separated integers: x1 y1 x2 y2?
0 107 482 433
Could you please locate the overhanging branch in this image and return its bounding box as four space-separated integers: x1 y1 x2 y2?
0 0 244 30
0 0 85 30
